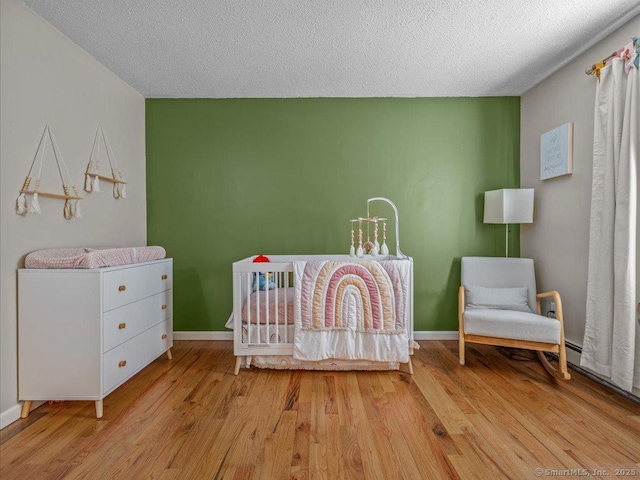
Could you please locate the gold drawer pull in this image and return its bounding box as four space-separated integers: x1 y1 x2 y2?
118 285 127 292
161 304 168 310
161 274 168 280
118 360 127 368
118 323 126 330
162 334 168 340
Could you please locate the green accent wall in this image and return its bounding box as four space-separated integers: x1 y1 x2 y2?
146 98 520 332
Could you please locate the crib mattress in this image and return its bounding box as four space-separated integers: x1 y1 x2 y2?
25 246 166 269
242 288 294 325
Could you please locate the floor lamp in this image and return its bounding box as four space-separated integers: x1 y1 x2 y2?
483 189 534 257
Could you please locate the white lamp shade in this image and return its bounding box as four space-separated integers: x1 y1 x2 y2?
483 188 534 224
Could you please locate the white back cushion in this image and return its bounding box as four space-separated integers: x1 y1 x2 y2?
465 285 531 312
461 257 537 312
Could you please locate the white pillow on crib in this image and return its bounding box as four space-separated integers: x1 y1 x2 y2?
465 285 531 312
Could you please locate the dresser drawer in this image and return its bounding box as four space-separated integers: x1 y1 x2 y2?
103 320 172 395
103 290 172 352
149 321 172 361
103 261 172 311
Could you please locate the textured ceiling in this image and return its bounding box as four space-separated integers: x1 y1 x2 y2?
22 0 640 98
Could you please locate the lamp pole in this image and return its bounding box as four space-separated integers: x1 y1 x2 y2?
505 224 509 257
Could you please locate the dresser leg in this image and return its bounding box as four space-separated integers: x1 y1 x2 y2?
21 400 32 418
234 356 242 375
95 400 103 419
166 348 173 360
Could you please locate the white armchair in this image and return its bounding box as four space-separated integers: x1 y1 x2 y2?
458 257 570 380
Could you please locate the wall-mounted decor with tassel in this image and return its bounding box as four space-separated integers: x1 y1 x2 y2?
16 125 83 219
84 124 127 199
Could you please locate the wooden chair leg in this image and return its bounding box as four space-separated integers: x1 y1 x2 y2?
537 351 571 380
21 400 32 419
166 348 173 360
458 286 466 366
234 356 242 376
558 344 571 380
95 400 103 419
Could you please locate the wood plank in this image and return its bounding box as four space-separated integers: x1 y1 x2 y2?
344 373 386 480
324 413 344 480
1 340 639 480
435 341 637 472
434 345 581 470
84 172 127 184
423 347 558 476
387 384 459 478
356 374 424 480
290 401 311 475
21 190 83 200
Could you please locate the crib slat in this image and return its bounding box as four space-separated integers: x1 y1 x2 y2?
256 272 260 344
233 271 243 358
284 272 288 344
266 271 270 344
275 272 279 343
246 272 251 344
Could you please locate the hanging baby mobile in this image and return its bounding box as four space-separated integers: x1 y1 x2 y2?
15 125 83 219
350 216 389 258
349 197 408 259
84 124 127 199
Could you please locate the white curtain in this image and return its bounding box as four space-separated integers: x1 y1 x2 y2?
582 39 639 392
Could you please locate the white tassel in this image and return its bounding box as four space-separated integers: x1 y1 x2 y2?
84 174 92 192
29 192 41 215
349 245 355 257
372 242 380 256
93 175 100 192
73 200 82 219
120 184 126 199
381 243 389 256
356 246 364 258
16 193 27 215
63 200 72 219
113 183 120 198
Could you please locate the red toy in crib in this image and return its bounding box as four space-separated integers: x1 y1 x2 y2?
253 255 270 263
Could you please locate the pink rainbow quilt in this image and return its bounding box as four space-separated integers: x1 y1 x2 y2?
292 260 411 363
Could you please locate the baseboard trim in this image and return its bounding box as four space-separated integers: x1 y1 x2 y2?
0 404 22 430
173 331 233 341
413 331 459 340
0 401 44 430
566 359 640 405
544 342 640 405
173 331 459 341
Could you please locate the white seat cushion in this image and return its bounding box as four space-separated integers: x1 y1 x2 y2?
463 308 561 345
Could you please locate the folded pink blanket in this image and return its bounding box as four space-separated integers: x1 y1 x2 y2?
25 247 166 269
241 288 295 325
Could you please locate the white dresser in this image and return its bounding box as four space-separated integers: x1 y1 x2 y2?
18 259 173 419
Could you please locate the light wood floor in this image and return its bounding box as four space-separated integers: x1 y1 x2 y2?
1 341 639 480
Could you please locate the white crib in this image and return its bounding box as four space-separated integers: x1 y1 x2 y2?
230 254 414 374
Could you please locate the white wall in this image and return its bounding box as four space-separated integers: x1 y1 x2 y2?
0 0 146 427
521 16 640 350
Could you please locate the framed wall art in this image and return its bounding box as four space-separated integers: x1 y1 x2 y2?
540 122 573 180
